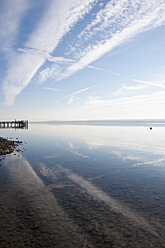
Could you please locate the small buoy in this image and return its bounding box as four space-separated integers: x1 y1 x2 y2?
150 126 152 130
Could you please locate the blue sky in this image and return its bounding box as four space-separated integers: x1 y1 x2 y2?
0 0 165 121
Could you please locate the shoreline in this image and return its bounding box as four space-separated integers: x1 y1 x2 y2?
0 137 23 162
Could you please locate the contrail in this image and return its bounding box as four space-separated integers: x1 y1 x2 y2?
87 65 120 76
133 79 165 89
18 48 74 63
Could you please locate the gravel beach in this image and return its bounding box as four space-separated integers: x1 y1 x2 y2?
0 137 22 159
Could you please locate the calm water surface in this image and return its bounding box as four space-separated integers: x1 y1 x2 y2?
0 123 165 247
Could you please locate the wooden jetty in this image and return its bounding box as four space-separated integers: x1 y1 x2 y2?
0 120 28 129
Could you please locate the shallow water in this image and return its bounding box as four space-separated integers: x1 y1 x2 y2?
0 123 165 247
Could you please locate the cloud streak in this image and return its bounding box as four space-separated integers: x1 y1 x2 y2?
56 87 90 105
18 48 74 63
58 0 165 80
41 87 60 92
3 53 45 105
1 0 165 105
133 79 165 89
87 65 120 76
0 0 31 53
2 0 96 105
87 91 165 108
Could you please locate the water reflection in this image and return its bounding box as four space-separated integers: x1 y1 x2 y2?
0 124 165 247
27 124 165 168
0 153 95 247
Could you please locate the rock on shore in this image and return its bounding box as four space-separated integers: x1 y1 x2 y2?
0 137 22 160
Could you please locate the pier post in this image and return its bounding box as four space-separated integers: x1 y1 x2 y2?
0 120 28 129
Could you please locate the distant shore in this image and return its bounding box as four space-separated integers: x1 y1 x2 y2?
32 119 165 127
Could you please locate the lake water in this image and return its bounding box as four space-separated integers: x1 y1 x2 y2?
0 122 165 247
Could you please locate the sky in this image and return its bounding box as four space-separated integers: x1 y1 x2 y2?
0 0 165 121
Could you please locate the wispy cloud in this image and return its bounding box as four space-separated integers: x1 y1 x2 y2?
87 91 165 108
2 0 165 105
3 53 45 105
87 65 120 76
2 0 96 105
38 64 62 83
59 0 165 80
18 48 74 63
111 83 147 95
68 88 91 104
57 87 90 104
0 0 31 53
68 96 77 105
41 87 60 92
25 0 97 54
66 89 165 119
133 79 165 89
17 48 74 84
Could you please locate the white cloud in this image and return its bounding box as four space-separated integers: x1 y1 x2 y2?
68 95 78 104
68 88 90 104
83 90 165 120
26 0 97 53
2 0 165 105
2 0 97 105
41 87 60 92
111 83 147 95
0 0 31 53
57 87 90 105
133 79 165 89
87 91 165 108
38 64 62 83
87 65 120 76
18 48 74 63
58 0 165 80
18 48 74 84
56 90 165 120
3 54 44 105
72 88 91 95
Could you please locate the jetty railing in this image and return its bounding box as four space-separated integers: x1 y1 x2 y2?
0 120 28 129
